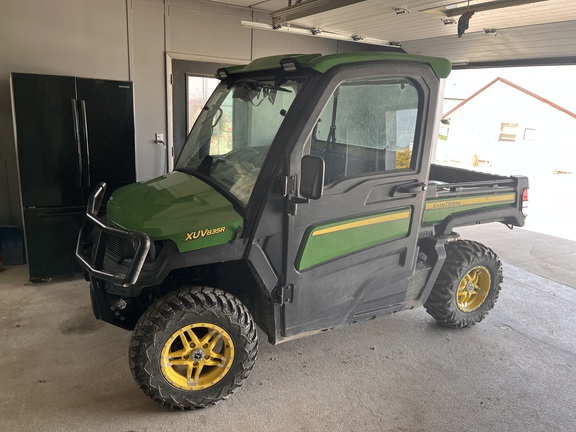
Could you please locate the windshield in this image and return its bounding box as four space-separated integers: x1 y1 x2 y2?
175 78 302 206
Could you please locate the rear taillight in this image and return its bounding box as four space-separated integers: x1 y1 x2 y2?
522 188 529 210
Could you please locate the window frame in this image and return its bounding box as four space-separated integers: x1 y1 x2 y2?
523 128 536 141
308 75 425 188
499 122 518 142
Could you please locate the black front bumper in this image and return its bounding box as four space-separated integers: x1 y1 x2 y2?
76 182 151 289
76 183 154 329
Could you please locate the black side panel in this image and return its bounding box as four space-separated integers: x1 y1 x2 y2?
11 73 83 207
23 207 85 281
76 78 136 197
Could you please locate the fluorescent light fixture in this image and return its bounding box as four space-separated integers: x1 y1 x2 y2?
270 0 369 26
393 8 410 15
421 0 549 17
241 20 400 47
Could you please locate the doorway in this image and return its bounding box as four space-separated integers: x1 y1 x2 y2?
171 59 229 163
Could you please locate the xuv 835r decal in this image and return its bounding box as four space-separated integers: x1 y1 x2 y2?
296 209 412 271
185 227 226 241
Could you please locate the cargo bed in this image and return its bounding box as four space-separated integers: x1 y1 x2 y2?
423 164 529 235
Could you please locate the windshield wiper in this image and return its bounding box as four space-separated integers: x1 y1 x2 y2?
233 80 291 103
175 155 214 177
257 82 291 93
196 155 214 175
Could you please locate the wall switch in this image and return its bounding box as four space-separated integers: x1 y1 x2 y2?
155 133 164 143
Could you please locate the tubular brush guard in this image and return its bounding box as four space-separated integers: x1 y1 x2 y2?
76 182 151 288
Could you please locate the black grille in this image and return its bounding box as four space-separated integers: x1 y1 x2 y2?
106 233 130 262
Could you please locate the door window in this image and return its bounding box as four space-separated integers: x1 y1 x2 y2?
312 78 420 185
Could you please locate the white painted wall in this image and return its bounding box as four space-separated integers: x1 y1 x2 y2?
131 0 167 181
0 0 373 226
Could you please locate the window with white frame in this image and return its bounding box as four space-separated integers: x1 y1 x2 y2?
499 122 518 142
523 128 536 140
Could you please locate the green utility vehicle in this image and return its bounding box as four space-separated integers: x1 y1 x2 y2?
77 52 529 410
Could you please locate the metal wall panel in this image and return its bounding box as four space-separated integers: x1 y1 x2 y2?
402 20 576 64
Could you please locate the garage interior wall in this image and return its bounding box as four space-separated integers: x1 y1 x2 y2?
0 0 380 227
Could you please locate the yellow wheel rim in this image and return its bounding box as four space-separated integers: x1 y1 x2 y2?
456 266 491 312
160 323 235 391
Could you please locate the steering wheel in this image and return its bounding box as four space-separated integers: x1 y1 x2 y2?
234 160 256 176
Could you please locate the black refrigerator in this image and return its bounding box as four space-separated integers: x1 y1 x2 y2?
11 73 136 282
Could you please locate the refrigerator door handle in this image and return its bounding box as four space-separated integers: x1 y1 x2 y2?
79 99 92 188
71 99 83 187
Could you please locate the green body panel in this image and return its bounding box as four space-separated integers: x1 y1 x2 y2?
295 192 514 271
221 52 451 80
422 193 516 224
106 172 243 253
296 208 412 271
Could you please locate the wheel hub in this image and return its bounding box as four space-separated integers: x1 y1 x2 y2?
160 323 235 391
192 349 204 361
456 265 491 312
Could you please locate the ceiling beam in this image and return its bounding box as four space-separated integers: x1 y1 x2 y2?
241 20 401 47
421 0 550 18
270 0 369 26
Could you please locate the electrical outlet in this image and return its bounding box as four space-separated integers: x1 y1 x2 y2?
155 133 164 143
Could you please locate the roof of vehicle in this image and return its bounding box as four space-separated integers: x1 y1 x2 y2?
221 52 452 79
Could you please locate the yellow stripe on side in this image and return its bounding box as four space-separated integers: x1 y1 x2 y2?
311 211 411 237
425 193 515 210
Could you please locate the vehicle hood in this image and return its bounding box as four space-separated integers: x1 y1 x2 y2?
106 171 243 252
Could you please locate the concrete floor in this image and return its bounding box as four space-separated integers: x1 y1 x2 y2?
1 224 575 432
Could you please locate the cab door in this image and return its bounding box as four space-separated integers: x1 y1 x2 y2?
281 64 441 337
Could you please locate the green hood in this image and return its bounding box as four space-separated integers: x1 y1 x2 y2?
106 171 243 253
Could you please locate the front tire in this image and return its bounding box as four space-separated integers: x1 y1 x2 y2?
424 240 503 328
129 287 258 410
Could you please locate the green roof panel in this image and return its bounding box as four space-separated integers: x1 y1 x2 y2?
309 52 452 78
222 52 451 79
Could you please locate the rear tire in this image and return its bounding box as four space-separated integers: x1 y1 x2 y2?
129 287 258 410
424 240 502 328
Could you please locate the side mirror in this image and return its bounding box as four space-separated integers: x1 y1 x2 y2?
300 155 325 200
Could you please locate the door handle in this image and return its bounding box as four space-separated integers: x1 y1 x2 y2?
289 196 309 216
71 99 83 187
79 100 91 188
392 182 428 197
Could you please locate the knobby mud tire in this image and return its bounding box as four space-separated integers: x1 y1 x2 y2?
129 287 258 410
424 240 503 329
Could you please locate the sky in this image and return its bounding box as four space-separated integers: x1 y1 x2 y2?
444 65 576 114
